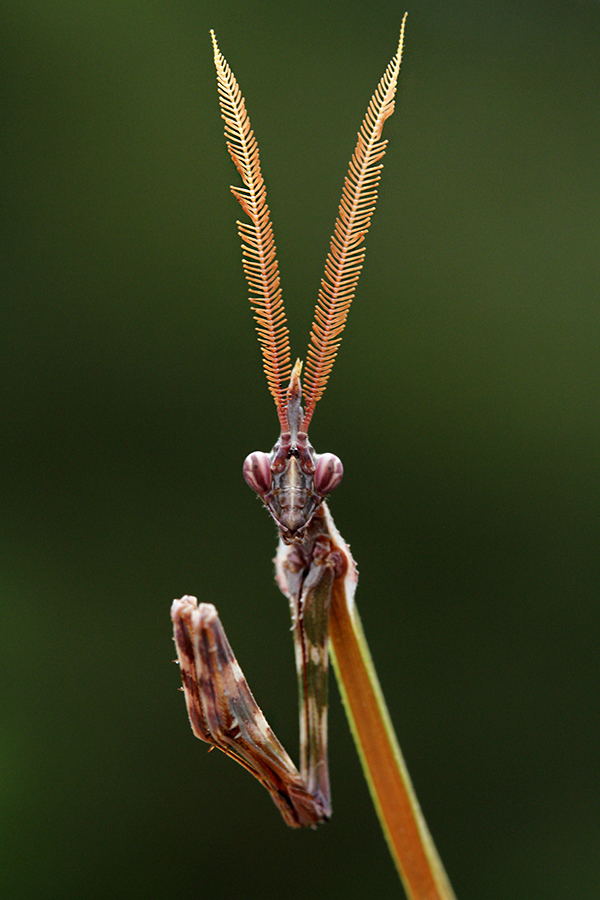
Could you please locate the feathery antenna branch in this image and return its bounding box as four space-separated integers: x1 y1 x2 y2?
301 14 407 430
211 30 291 428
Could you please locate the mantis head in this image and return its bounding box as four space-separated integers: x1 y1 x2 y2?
242 361 343 542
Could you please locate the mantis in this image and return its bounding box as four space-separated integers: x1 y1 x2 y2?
171 17 456 900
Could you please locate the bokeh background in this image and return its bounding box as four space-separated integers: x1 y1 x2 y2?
2 1 599 897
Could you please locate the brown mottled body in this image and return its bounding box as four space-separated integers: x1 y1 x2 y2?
275 506 348 818
172 501 347 826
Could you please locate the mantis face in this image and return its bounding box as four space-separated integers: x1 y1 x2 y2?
243 363 343 542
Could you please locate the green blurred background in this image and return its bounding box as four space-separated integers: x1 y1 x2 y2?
2 0 599 897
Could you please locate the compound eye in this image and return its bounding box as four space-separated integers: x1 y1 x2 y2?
243 452 272 495
314 453 344 496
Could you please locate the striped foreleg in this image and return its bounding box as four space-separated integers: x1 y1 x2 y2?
171 596 330 827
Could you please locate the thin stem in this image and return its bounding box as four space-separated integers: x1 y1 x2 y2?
329 584 457 900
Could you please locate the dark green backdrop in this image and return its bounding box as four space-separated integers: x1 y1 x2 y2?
2 1 599 898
